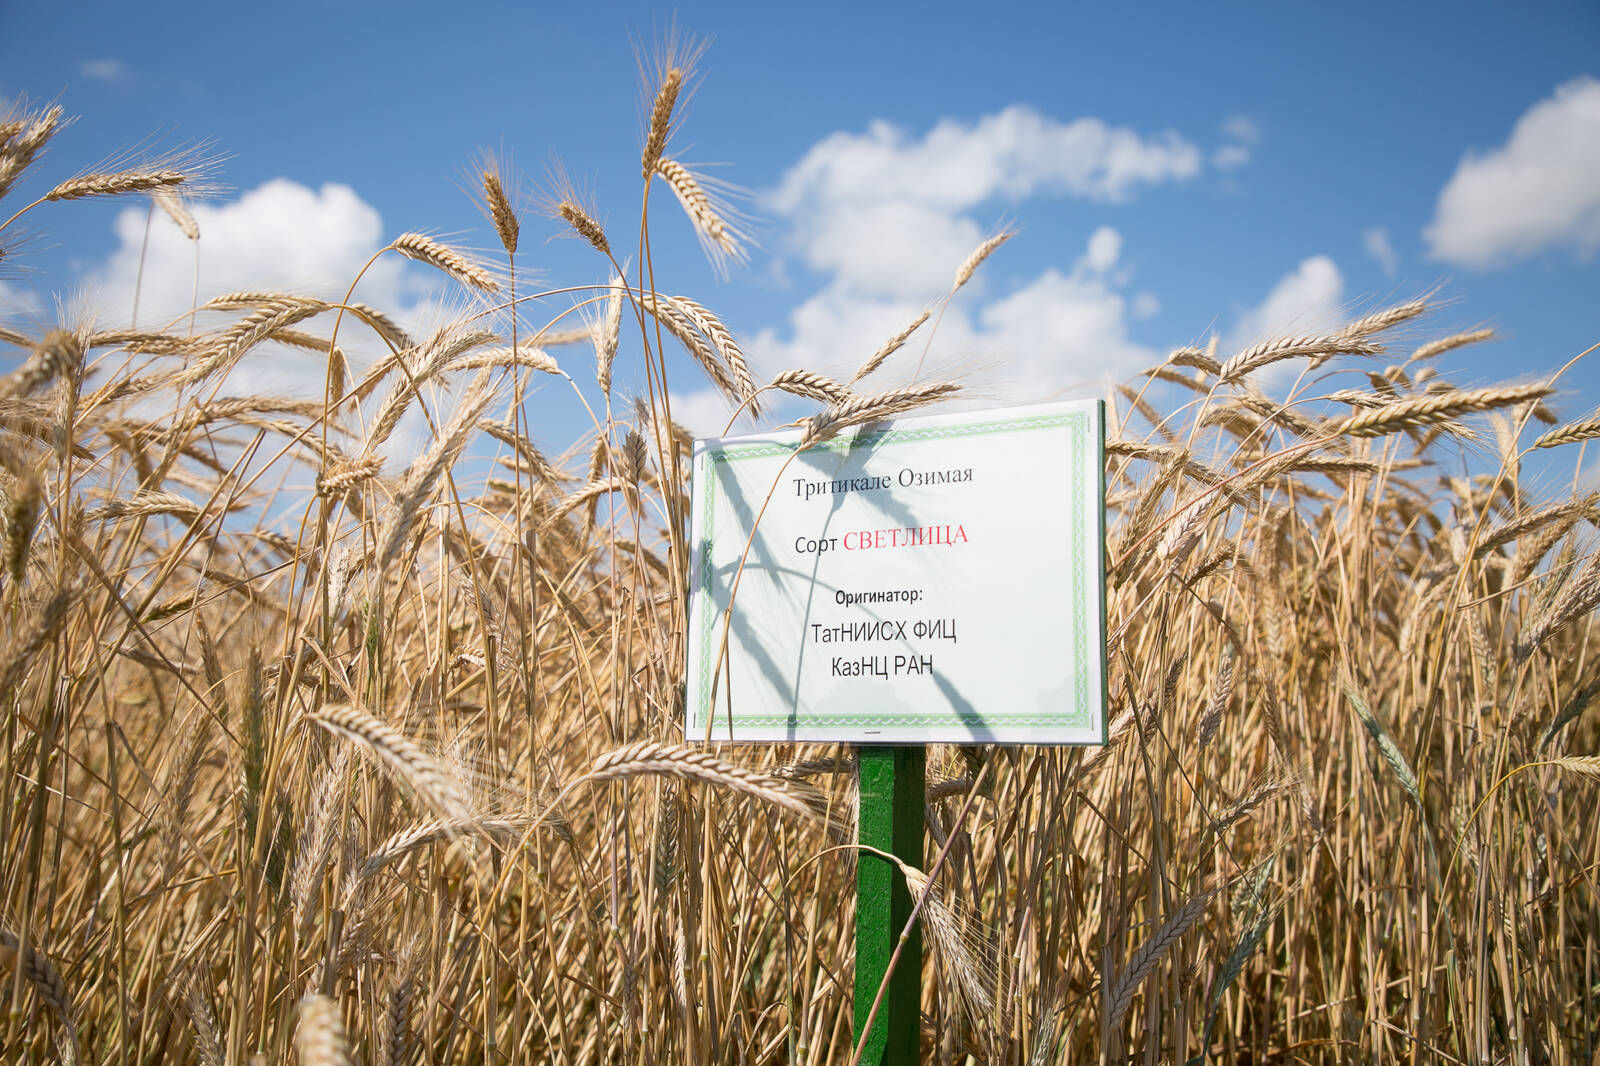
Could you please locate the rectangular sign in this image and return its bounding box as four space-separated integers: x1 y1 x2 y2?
685 399 1106 744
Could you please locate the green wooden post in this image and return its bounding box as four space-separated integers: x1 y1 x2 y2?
854 745 924 1066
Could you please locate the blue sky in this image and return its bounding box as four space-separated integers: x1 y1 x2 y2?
2 0 1598 457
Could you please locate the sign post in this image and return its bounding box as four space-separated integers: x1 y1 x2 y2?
686 399 1106 1062
854 746 923 1066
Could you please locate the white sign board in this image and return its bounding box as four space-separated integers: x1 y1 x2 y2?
685 399 1106 745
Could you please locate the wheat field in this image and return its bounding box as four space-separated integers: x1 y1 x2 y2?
1 62 1598 1066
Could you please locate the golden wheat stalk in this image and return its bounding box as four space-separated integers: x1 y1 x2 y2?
373 374 497 567
391 232 500 292
380 945 417 1066
584 742 822 820
0 929 79 1063
803 382 962 444
153 188 198 239
769 369 851 404
594 274 623 393
316 456 384 499
86 490 205 523
1218 335 1382 384
1338 299 1427 339
1473 498 1594 558
953 232 1012 290
482 169 518 255
853 309 932 384
656 293 753 401
1412 328 1494 361
641 68 685 176
45 168 186 201
899 864 999 1022
479 420 564 485
180 299 326 386
295 993 351 1066
1534 409 1600 449
0 104 63 200
557 201 610 257
1516 551 1600 660
359 816 532 880
201 291 410 350
1167 346 1222 375
641 293 745 406
448 343 559 374
1106 883 1218 1027
1332 383 1551 438
1551 756 1600 777
306 704 475 824
653 158 746 268
181 975 223 1066
365 326 499 447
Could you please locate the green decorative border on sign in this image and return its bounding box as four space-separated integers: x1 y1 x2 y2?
690 407 1105 737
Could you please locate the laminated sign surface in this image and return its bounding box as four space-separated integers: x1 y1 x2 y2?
685 399 1106 744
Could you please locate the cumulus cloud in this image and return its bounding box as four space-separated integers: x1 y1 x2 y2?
1364 227 1399 278
87 178 409 330
1425 76 1600 268
771 105 1200 301
78 59 127 82
77 178 449 454
734 225 1157 435
717 104 1214 433
1227 255 1345 355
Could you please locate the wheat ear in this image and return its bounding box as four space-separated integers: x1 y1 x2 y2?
482 169 519 255
1411 328 1494 361
306 705 474 823
1534 409 1600 449
853 309 932 384
1332 383 1551 437
1106 885 1217 1027
0 928 79 1063
584 742 823 820
1218 335 1382 384
154 188 199 239
641 68 684 175
804 382 962 444
953 232 1012 290
45 168 186 201
557 201 611 257
295 993 351 1066
770 369 851 404
653 158 746 268
391 232 500 292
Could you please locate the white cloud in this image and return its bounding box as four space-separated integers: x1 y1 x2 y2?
1212 144 1251 170
0 280 43 318
1425 76 1600 268
1364 227 1399 278
749 106 1206 410
78 59 127 82
1083 226 1122 273
1227 255 1345 354
79 178 444 454
772 106 1203 299
87 178 413 340
750 228 1157 405
670 386 742 439
790 199 984 299
1212 114 1261 170
1221 115 1261 145
774 106 1202 221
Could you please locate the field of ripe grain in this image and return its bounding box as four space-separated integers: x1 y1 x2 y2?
1 68 1598 1066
